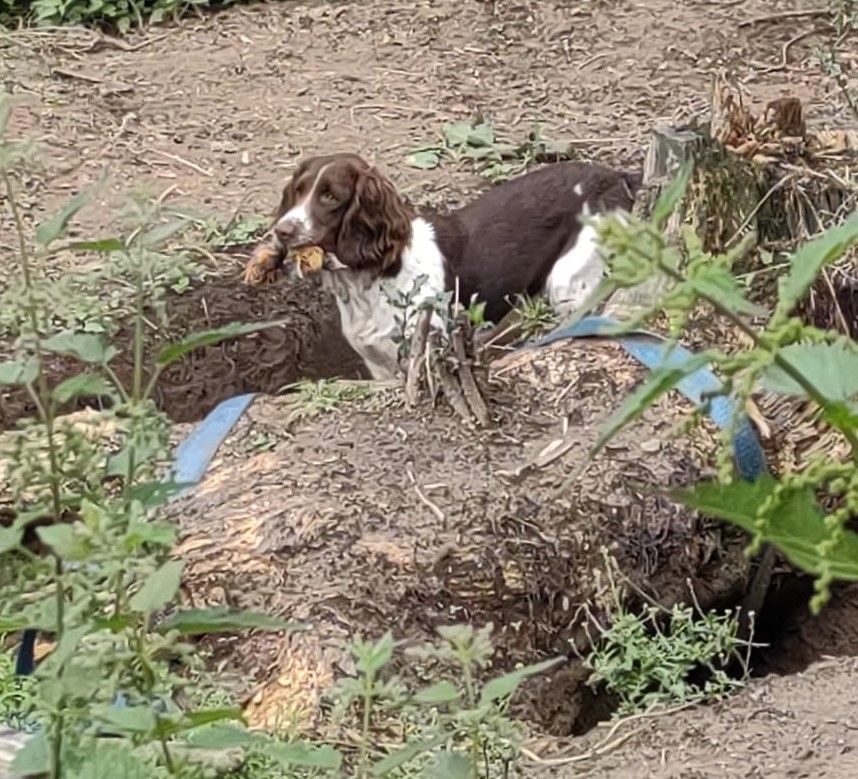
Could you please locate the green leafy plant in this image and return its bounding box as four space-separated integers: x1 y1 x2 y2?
328 625 562 777
279 379 390 427
1 0 242 33
582 556 751 716
0 93 301 778
512 294 559 341
589 160 858 613
408 121 576 181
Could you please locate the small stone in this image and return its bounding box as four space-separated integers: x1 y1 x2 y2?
640 439 661 453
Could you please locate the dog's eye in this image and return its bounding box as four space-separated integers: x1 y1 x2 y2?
320 191 338 205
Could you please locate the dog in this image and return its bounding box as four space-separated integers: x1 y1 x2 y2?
260 153 640 379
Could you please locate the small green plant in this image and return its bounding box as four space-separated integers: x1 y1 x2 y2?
190 213 268 250
588 160 858 613
0 0 242 32
408 120 576 182
328 626 562 777
0 93 305 778
512 294 558 341
279 379 389 427
0 646 36 731
583 557 750 716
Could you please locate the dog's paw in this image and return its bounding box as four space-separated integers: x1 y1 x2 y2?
244 244 284 285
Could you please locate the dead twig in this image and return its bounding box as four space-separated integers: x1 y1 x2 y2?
148 149 214 178
451 326 489 425
738 9 829 28
405 309 432 406
406 468 446 523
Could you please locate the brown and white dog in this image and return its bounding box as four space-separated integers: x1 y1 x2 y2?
264 153 640 379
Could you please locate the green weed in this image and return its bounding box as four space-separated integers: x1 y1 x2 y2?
408 120 577 182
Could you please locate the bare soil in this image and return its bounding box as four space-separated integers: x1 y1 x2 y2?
3 0 858 775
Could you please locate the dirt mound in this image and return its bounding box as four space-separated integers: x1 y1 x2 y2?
167 336 751 734
532 656 858 778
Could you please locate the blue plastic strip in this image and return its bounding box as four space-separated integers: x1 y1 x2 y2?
525 315 768 481
171 392 258 496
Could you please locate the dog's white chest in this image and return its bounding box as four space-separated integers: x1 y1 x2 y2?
323 272 401 380
321 218 448 381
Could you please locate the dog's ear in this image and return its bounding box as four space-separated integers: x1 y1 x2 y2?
336 168 412 273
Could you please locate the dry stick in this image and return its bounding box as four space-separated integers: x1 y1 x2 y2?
430 329 473 422
405 309 433 406
406 468 446 523
820 266 852 335
438 361 474 422
451 325 490 425
522 700 698 767
756 27 828 73
738 8 829 27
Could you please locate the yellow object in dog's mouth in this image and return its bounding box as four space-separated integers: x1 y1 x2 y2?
243 243 325 285
293 245 325 276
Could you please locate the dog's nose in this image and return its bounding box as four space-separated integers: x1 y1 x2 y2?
274 220 298 245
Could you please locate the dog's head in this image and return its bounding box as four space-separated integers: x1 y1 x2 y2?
271 153 413 275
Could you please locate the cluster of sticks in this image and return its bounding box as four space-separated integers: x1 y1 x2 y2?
403 308 490 425
402 306 529 426
711 74 858 164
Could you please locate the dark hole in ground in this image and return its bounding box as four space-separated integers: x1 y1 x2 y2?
0 268 369 430
519 571 858 737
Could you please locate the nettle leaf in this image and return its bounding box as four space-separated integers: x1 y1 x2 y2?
357 631 396 676
35 186 96 247
0 614 32 631
124 518 177 550
479 656 564 705
185 724 256 749
261 741 343 770
0 356 39 386
37 624 89 676
442 121 474 147
60 237 125 253
651 160 692 229
690 265 763 316
129 559 184 613
760 343 858 402
70 740 153 779
126 480 189 510
467 122 495 147
672 476 858 580
53 372 114 404
370 736 447 776
0 525 23 553
156 320 284 368
41 332 117 365
11 731 50 776
592 350 716 457
777 213 858 316
414 680 461 705
430 750 472 779
139 218 190 248
36 523 91 561
95 704 157 735
157 708 244 738
158 606 301 636
407 148 442 169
